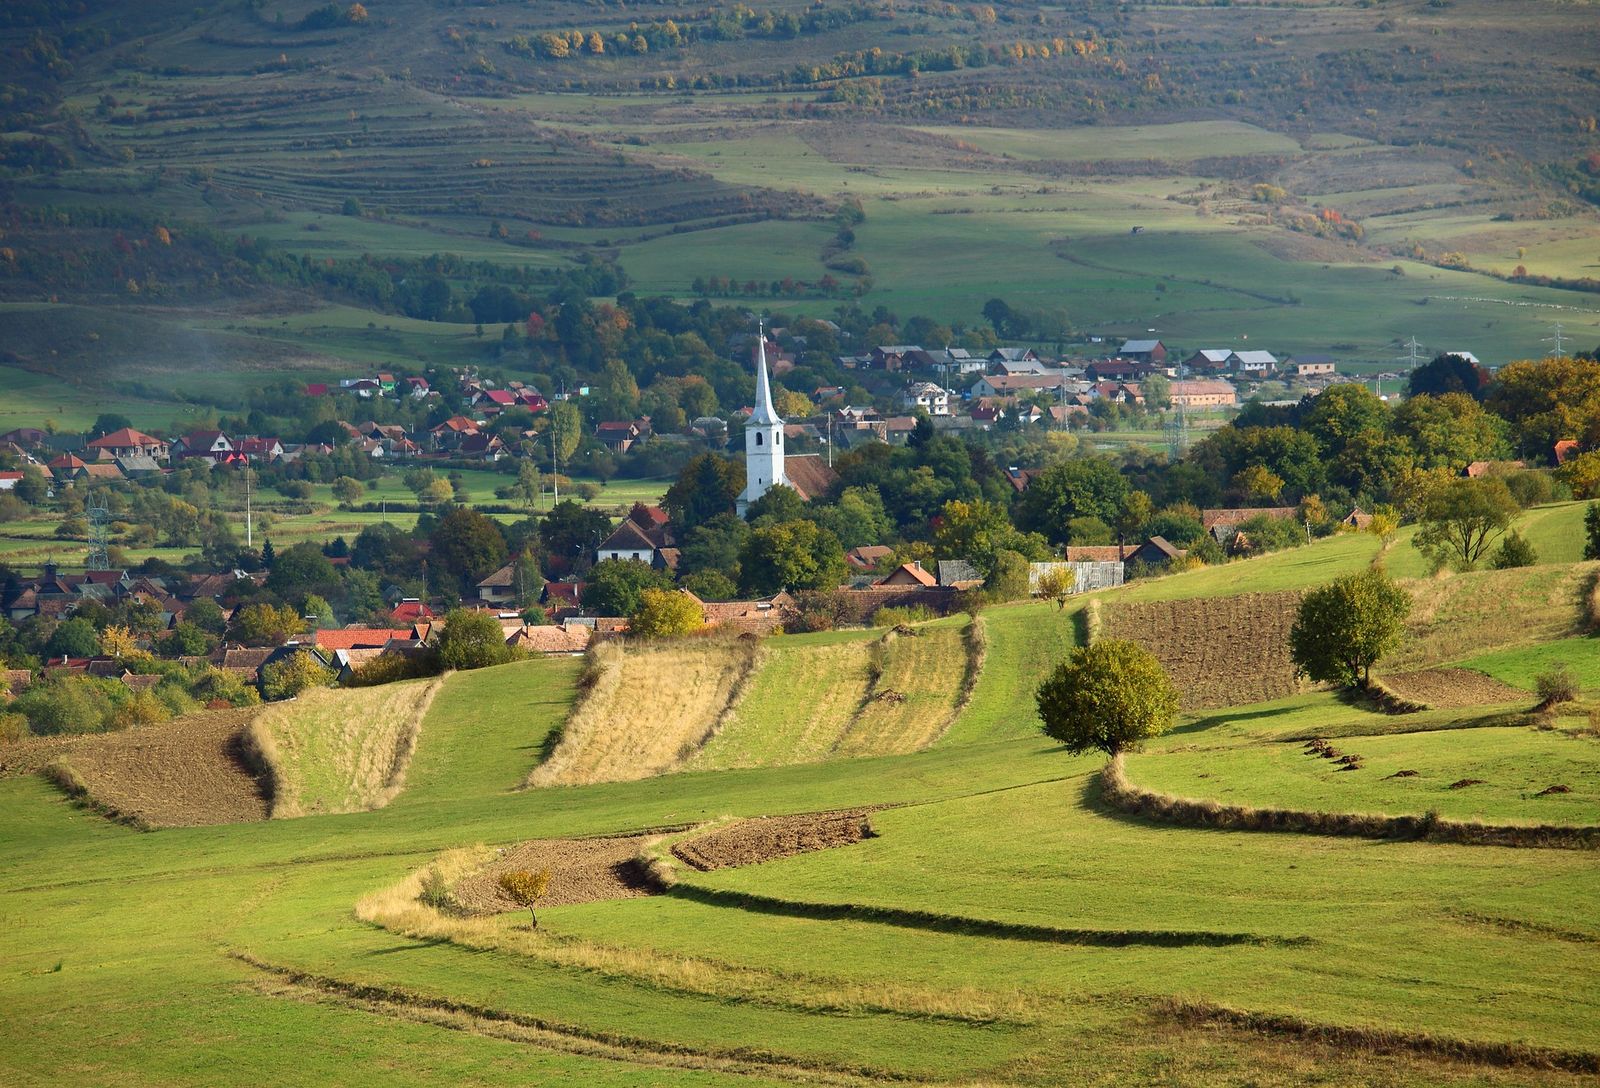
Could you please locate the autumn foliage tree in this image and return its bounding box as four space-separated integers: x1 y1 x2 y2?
497 868 551 929
1289 570 1411 689
1035 640 1179 756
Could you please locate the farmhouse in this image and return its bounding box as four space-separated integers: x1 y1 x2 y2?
876 561 938 587
897 381 951 416
173 429 233 463
596 504 676 567
1228 350 1278 376
87 427 169 462
1287 354 1337 378
1183 349 1233 372
1169 380 1238 408
1118 339 1167 365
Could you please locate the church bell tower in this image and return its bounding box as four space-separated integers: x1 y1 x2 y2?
737 322 786 517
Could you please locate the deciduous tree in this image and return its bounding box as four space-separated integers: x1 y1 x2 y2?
1413 477 1520 571
1289 570 1411 689
630 588 705 638
497 868 551 929
1035 640 1179 756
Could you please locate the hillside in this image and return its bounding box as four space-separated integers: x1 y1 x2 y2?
2 0 1599 417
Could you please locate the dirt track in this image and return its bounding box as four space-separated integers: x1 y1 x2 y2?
673 809 877 872
47 708 271 828
452 834 660 912
1376 668 1528 709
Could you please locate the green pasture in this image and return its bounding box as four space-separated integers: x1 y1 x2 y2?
910 120 1303 163
1128 693 1599 826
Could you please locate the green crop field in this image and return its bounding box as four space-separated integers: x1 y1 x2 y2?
7 539 1600 1086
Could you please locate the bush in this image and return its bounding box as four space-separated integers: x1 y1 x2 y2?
0 711 28 743
872 604 936 627
1534 664 1579 709
10 676 126 735
629 588 704 639
347 651 441 687
261 652 336 701
1504 469 1563 508
1490 531 1537 569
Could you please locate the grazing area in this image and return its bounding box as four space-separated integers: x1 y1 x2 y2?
247 676 444 818
42 706 268 829
528 640 760 787
1388 564 1597 671
1100 592 1305 709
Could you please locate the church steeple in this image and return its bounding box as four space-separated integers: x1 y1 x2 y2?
737 319 787 517
751 321 780 426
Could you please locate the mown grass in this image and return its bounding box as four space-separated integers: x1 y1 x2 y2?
941 599 1081 746
833 625 967 757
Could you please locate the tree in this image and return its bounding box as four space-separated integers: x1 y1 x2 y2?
546 400 582 469
261 651 336 700
266 541 339 602
1586 502 1600 561
583 558 671 616
664 454 744 530
538 500 611 566
1490 530 1537 569
986 549 1031 601
1391 393 1509 471
232 602 305 646
1408 353 1490 400
497 868 551 929
1413 477 1520 571
89 413 132 440
332 476 364 505
1035 640 1180 756
98 625 138 660
162 621 214 658
1231 464 1285 503
1488 356 1600 459
45 618 99 659
739 520 846 595
430 507 508 591
435 608 513 670
1015 458 1130 543
510 460 543 512
1289 570 1411 689
630 588 705 638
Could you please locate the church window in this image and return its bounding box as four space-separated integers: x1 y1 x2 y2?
755 433 763 446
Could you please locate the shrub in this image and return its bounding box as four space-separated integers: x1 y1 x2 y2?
347 651 441 688
1534 664 1579 709
872 604 935 627
0 711 28 743
418 866 459 914
260 652 337 701
1490 531 1537 569
1035 639 1180 756
10 676 125 735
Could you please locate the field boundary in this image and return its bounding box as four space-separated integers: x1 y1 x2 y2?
1101 755 1600 850
661 883 1298 948
232 952 924 1087
1154 998 1600 1074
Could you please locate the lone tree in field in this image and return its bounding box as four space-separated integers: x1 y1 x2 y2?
497 868 551 929
1290 570 1411 689
1035 640 1180 756
1414 477 1519 571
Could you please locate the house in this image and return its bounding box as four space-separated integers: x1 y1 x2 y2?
431 416 481 449
1228 350 1278 376
456 433 504 461
304 383 330 397
1085 359 1156 382
1341 507 1375 531
173 429 233 462
475 561 529 606
987 346 1043 367
0 471 23 491
1287 354 1337 378
869 345 923 371
75 462 124 482
1003 467 1039 493
405 376 431 397
87 427 168 462
935 560 984 590
933 348 986 374
1117 339 1168 365
1202 507 1299 532
389 599 435 624
1183 349 1233 372
46 453 85 480
477 389 517 410
0 427 50 449
969 373 1067 399
1464 460 1527 478
505 623 591 655
697 591 798 636
596 503 676 567
897 381 950 417
235 437 284 462
312 628 416 651
1169 380 1238 409
596 420 642 453
845 545 893 572
876 561 938 588
1554 440 1581 465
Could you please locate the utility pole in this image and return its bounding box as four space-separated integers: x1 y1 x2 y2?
1543 321 1567 357
244 464 253 550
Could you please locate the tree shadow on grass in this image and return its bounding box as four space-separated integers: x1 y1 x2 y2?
1168 705 1299 737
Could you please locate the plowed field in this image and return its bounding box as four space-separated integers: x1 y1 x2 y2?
1376 668 1530 709
451 834 659 911
46 707 269 828
673 809 877 872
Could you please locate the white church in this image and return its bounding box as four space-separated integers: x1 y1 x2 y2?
736 326 837 517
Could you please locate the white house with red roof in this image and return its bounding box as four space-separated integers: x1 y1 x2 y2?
87 427 168 462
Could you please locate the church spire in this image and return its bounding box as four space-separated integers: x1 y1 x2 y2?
751 320 781 426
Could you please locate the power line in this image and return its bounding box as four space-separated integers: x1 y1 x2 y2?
1543 321 1567 357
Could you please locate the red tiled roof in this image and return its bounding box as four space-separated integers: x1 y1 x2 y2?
1201 507 1297 530
876 562 938 587
312 628 414 650
784 454 839 503
88 427 163 449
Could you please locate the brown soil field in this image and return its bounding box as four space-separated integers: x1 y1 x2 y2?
1100 591 1304 709
672 809 877 872
1375 668 1530 709
45 707 269 828
451 834 659 912
0 735 80 779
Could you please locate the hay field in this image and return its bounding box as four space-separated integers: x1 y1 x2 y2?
527 640 758 787
1388 564 1596 671
688 636 876 771
942 602 1080 746
247 676 444 818
1100 592 1305 710
833 626 969 757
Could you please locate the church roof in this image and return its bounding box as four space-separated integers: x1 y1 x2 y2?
784 454 838 502
750 328 781 427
